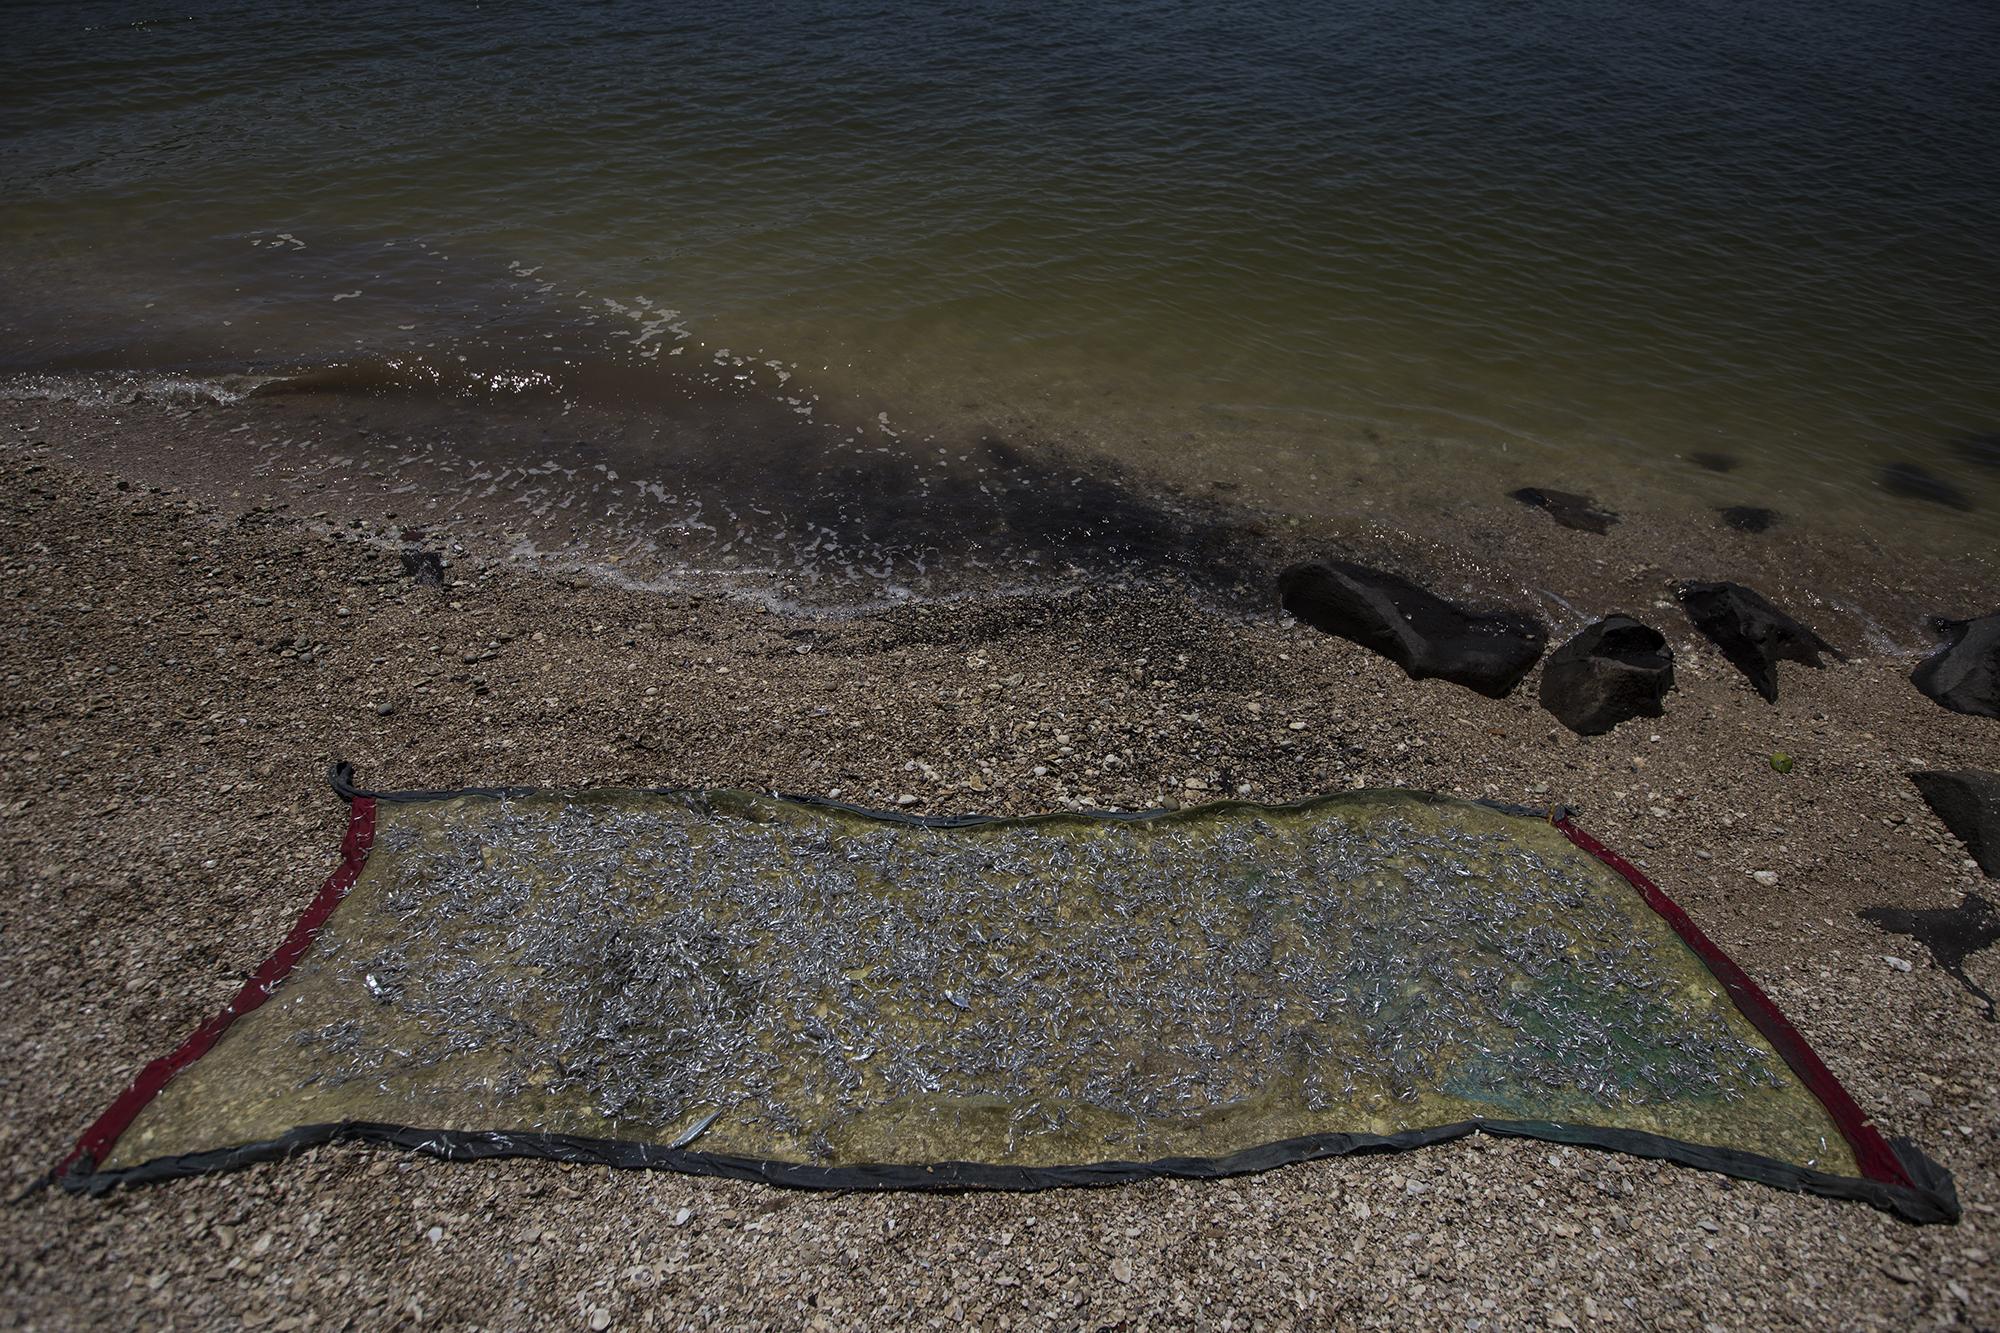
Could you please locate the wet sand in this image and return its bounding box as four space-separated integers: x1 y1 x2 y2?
1 404 1996 1328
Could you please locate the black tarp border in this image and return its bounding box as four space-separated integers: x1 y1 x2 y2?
66 1115 1957 1223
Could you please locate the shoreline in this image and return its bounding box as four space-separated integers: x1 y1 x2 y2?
1 407 1995 1326
2 378 1994 640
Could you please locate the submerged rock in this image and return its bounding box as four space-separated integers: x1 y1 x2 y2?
1717 505 1777 533
1909 770 2000 877
1676 581 1841 703
1278 561 1547 699
1880 462 1973 511
1539 616 1675 735
1690 451 1739 473
1952 432 2000 469
1860 892 2000 1021
1911 612 2000 718
1509 487 1618 534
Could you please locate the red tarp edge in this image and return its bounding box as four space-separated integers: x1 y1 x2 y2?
1554 814 1915 1190
53 797 377 1180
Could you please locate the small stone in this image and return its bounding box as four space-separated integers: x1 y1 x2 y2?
425 1226 443 1243
1885 955 1913 972
672 1207 692 1227
588 1309 612 1331
1751 870 1779 887
375 702 395 717
1109 1256 1133 1284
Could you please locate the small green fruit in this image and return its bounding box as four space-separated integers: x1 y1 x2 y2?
1769 752 1794 774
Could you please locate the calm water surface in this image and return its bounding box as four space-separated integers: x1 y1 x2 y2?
4 0 1998 548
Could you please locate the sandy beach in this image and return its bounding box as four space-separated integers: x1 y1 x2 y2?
0 394 1995 1329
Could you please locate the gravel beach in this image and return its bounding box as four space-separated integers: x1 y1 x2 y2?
1 403 1996 1330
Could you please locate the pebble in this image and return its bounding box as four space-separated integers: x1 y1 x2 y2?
1885 956 1913 972
375 702 395 716
1751 870 1779 886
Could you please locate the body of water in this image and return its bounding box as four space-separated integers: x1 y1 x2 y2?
5 0 1998 554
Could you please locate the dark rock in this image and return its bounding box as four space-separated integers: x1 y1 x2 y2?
1690 451 1739 473
1278 561 1547 699
1676 581 1842 703
1717 505 1777 533
1880 462 1973 511
1952 432 2000 469
401 548 446 588
1909 770 2000 876
1539 616 1675 735
1910 611 2000 718
1509 487 1618 534
1860 892 2000 1021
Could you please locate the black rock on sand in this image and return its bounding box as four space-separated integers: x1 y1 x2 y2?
1911 611 2000 719
1908 770 2000 877
1676 581 1842 703
1279 560 1547 699
1539 616 1675 735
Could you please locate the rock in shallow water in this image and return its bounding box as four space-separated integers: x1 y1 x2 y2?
1508 487 1618 534
1911 611 2000 718
1952 432 2000 469
1676 581 1842 703
1279 560 1546 699
1717 505 1777 533
1880 462 1973 511
1539 616 1675 735
1909 770 2000 877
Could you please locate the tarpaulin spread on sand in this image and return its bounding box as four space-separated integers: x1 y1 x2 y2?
54 768 1957 1223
